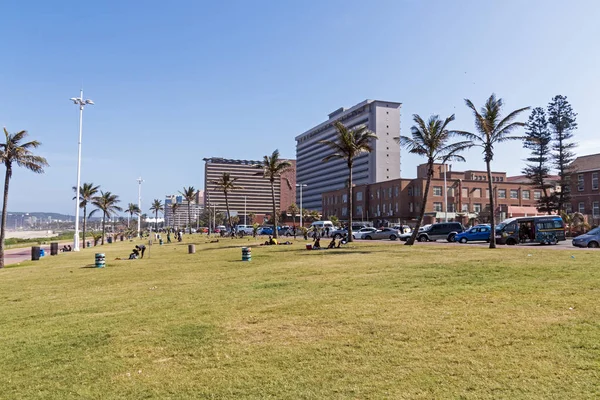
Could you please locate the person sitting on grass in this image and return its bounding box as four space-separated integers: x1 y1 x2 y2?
337 233 348 248
313 237 321 249
129 248 139 259
327 237 337 249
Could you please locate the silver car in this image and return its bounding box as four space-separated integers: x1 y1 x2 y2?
353 227 378 239
572 227 600 248
362 227 400 241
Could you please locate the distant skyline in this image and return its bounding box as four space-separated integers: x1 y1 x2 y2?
1 0 599 215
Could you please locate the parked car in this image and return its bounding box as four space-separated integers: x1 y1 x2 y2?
391 225 412 234
417 222 464 242
362 227 400 241
331 225 368 239
454 225 491 243
353 227 378 239
259 227 273 235
399 225 430 241
236 225 254 236
572 226 600 248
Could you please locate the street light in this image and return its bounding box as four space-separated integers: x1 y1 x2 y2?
296 183 308 229
70 90 94 251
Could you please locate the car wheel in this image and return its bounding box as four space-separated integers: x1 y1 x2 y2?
447 233 456 242
588 241 599 248
418 235 427 242
506 238 517 245
459 237 468 244
390 235 397 241
364 235 373 240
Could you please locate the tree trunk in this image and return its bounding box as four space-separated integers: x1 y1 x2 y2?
406 160 433 246
271 179 278 239
486 161 497 249
155 211 158 232
0 166 11 268
101 212 106 245
83 205 87 249
188 203 191 232
347 161 354 242
224 191 233 233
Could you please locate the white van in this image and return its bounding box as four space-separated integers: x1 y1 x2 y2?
310 221 335 232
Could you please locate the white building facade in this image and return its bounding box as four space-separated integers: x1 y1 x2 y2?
295 99 402 211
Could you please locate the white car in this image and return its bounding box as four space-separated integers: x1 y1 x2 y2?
399 225 430 241
353 227 378 239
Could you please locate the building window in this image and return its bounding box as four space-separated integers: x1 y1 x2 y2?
433 186 442 196
593 172 598 190
356 205 363 216
388 188 392 198
510 189 519 199
578 174 584 191
565 203 572 213
461 187 468 198
593 201 599 217
433 202 443 212
473 203 482 213
395 202 399 212
485 188 490 198
409 202 414 212
461 203 469 212
342 207 348 216
383 203 386 213
473 188 482 198
522 190 530 199
377 189 380 199
342 194 347 203
448 187 454 197
394 186 399 197
408 187 413 196
579 202 585 214
534 191 541 200
448 203 455 212
356 191 362 201
415 187 421 197
498 189 506 199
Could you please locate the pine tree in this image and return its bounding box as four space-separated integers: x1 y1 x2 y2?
522 107 555 213
548 95 577 213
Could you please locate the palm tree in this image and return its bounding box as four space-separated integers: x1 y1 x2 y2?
125 203 141 229
169 203 180 229
72 182 100 248
288 203 299 227
0 128 49 268
319 122 377 242
92 191 122 245
210 172 243 233
255 150 293 239
149 199 164 232
454 94 530 248
395 114 471 245
179 186 197 232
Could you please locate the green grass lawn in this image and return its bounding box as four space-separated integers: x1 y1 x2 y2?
1 236 599 399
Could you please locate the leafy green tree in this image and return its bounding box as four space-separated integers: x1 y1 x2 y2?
319 122 377 242
548 95 577 213
149 199 164 231
455 94 530 248
255 150 293 239
179 186 197 231
329 215 340 228
73 182 100 247
309 210 320 222
248 212 256 225
125 203 141 229
522 107 555 214
0 128 48 267
396 114 471 245
92 191 122 245
209 173 243 232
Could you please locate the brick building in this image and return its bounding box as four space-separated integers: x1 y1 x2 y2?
322 163 554 226
568 153 600 225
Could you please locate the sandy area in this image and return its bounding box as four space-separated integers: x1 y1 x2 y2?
5 230 59 239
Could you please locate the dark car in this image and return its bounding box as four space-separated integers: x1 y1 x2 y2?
417 222 464 242
572 226 600 248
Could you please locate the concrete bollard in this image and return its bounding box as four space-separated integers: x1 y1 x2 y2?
188 244 195 254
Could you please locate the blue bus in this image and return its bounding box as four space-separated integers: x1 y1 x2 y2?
495 215 565 245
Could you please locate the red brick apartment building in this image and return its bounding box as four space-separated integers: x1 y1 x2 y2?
568 154 600 225
322 163 554 226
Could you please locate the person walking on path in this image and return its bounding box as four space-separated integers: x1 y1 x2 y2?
167 231 171 243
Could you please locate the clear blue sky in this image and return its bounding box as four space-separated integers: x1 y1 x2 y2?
1 0 599 215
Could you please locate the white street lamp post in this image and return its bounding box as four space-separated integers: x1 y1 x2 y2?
70 90 94 251
137 177 143 237
296 183 307 229
443 164 448 222
244 196 247 225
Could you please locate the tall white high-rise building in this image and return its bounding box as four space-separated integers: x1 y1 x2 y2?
295 99 402 211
